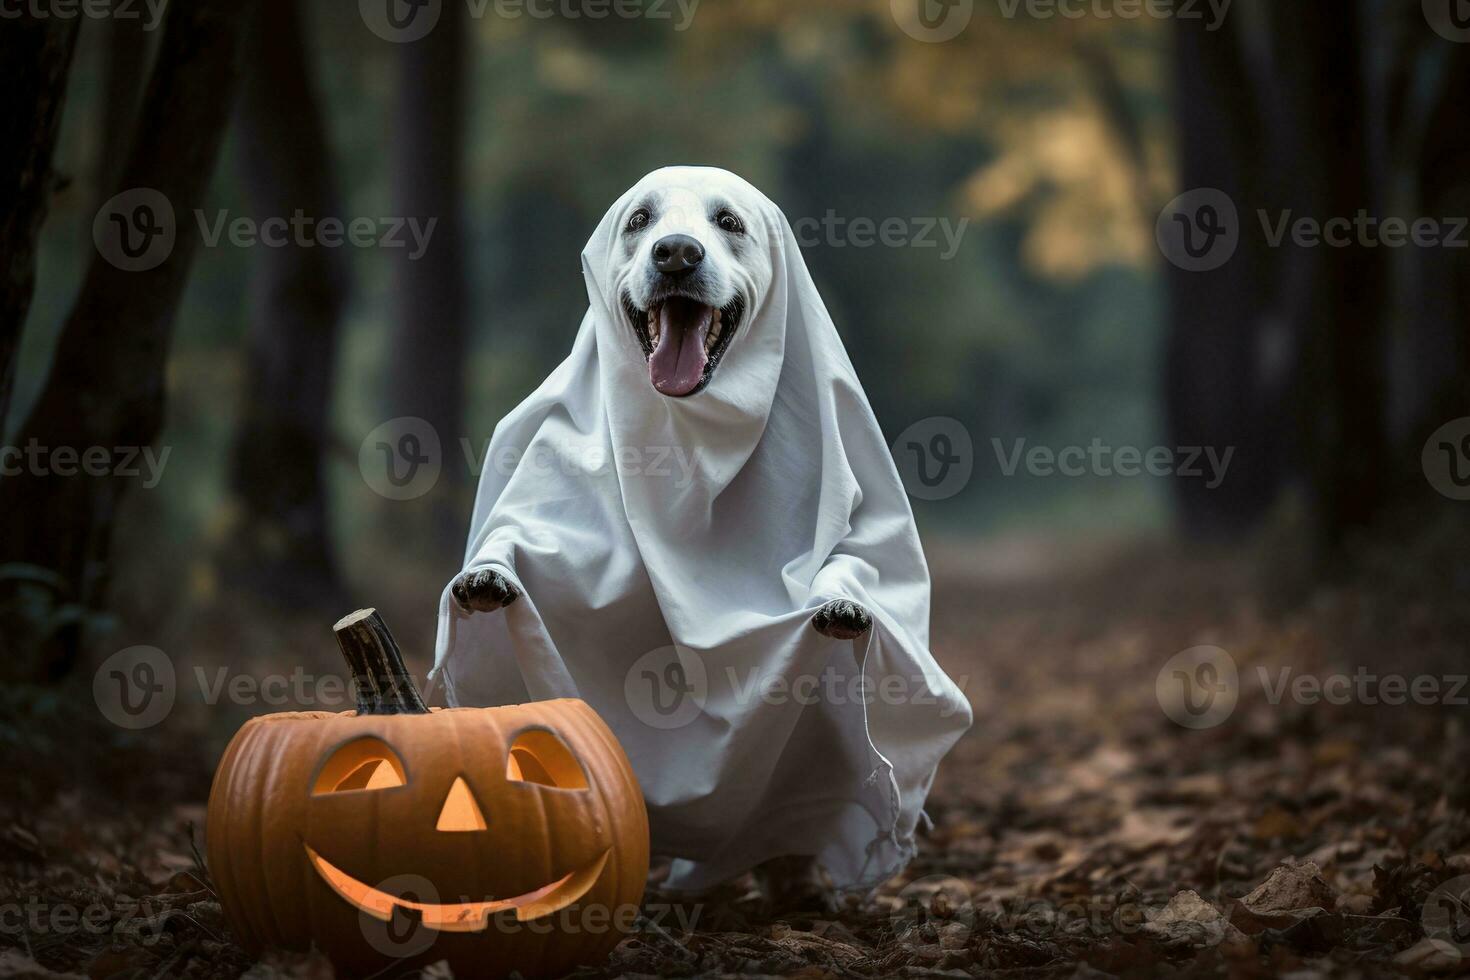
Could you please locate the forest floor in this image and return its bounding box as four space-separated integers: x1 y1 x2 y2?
3 507 1469 978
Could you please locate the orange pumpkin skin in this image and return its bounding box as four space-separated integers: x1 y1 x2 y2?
206 699 649 979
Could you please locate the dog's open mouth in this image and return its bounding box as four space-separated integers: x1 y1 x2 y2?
625 295 743 397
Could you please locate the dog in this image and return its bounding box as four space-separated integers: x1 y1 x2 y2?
447 177 878 910
451 182 874 644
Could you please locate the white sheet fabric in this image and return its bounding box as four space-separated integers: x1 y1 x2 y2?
432 167 971 892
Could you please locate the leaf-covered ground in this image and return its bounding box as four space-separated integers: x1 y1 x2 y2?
4 509 1469 978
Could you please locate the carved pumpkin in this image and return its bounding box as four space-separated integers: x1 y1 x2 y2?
206 609 649 979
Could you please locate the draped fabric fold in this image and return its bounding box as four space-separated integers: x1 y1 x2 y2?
433 167 971 891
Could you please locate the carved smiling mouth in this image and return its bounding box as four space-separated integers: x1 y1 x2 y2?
306 845 610 930
623 293 744 397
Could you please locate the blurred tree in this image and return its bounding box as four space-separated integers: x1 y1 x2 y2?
698 1 1170 488
1407 20 1470 444
226 0 349 602
1162 10 1284 537
1166 0 1425 548
385 0 470 554
0 0 247 679
0 16 78 433
1268 1 1387 547
93 0 151 214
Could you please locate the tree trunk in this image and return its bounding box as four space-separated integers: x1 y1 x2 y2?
0 16 79 434
1163 11 1283 537
93 0 152 213
384 0 469 553
1258 2 1386 546
0 0 248 680
1410 33 1470 440
226 0 348 602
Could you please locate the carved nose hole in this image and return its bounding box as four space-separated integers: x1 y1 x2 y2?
436 776 488 832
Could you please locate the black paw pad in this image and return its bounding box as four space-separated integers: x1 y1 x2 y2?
811 599 872 639
451 568 521 613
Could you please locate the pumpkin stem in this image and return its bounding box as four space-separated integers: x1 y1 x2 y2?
333 608 429 715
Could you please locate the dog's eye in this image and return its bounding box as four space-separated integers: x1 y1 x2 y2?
714 209 744 235
625 208 651 233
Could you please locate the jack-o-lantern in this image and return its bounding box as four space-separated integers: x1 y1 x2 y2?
206 609 649 979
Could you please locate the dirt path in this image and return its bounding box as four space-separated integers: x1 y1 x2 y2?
3 521 1468 977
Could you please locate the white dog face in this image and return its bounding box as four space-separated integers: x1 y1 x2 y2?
609 174 775 397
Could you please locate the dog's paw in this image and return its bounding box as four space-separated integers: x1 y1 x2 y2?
450 568 521 613
811 599 872 640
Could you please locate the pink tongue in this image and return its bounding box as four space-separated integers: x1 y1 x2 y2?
649 298 713 396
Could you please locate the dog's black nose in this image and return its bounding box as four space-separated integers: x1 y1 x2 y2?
652 234 705 275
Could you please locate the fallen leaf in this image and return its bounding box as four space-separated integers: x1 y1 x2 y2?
1242 861 1337 915
1142 890 1246 948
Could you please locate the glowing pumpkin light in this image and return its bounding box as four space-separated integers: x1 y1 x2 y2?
206 609 649 979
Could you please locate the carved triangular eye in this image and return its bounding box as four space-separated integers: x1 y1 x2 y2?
505 730 588 789
314 737 406 794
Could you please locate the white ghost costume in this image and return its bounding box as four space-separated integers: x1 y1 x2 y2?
432 167 971 892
